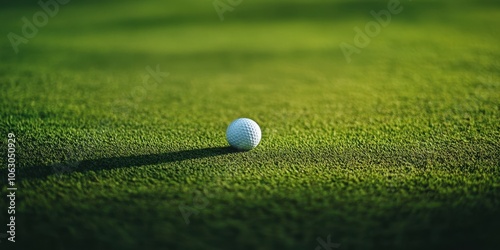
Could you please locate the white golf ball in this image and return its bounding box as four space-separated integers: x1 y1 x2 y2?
226 118 261 151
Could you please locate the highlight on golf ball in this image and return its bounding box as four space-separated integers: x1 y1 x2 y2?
226 118 261 151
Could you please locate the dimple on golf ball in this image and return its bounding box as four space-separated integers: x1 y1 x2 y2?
226 118 261 151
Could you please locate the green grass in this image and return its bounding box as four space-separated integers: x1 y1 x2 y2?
1 0 499 249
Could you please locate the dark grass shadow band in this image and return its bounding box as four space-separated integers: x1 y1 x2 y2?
4 147 239 181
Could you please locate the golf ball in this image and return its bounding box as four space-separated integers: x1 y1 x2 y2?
226 118 261 151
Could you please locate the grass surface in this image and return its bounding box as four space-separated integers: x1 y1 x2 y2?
1 0 499 249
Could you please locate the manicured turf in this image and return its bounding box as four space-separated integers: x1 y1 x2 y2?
1 0 499 249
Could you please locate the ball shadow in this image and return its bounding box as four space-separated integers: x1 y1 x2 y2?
11 146 239 181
